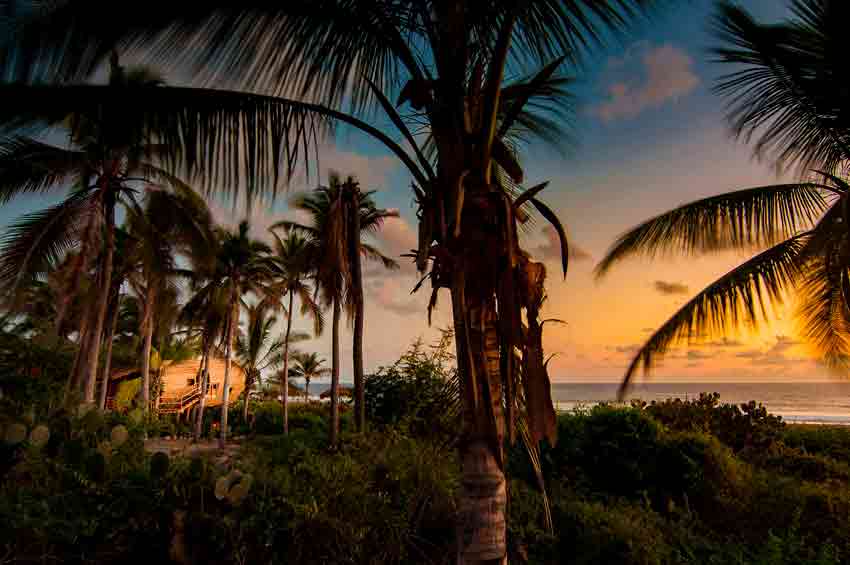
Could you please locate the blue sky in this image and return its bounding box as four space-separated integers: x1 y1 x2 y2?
3 1 827 384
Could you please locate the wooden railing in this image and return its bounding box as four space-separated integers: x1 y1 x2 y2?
158 384 202 414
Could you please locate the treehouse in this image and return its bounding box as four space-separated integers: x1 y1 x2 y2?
106 353 247 415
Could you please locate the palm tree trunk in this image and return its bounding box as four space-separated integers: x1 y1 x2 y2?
194 344 211 442
304 376 310 402
82 198 116 404
329 296 340 447
140 286 155 414
452 270 507 564
219 287 238 449
242 375 251 423
281 289 294 434
97 294 120 411
349 189 366 433
65 310 92 404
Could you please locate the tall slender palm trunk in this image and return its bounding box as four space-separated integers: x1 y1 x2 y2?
65 310 92 404
82 198 116 404
219 287 238 448
97 293 120 410
241 373 252 423
349 189 366 432
140 285 156 414
329 296 341 447
194 344 211 442
281 289 294 434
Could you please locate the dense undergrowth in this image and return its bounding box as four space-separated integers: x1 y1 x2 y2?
3 359 850 564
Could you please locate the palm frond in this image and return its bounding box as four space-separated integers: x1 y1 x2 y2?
0 136 88 203
796 246 850 370
620 233 809 397
0 84 428 199
360 242 399 270
0 189 93 291
712 1 850 173
596 183 827 278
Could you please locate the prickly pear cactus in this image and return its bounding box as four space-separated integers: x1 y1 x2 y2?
110 425 129 447
4 422 27 445
29 424 50 447
215 470 253 505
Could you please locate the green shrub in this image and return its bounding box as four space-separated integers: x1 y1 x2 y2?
637 393 785 452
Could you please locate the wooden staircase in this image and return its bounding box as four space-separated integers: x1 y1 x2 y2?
159 385 202 414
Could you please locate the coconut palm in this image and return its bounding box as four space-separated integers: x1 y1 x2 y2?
267 230 324 434
274 177 398 444
0 2 658 558
288 352 331 403
124 185 215 414
595 1 850 396
0 56 197 406
186 221 273 447
180 282 228 442
235 301 285 422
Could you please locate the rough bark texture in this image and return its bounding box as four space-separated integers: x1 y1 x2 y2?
219 289 238 448
65 310 92 404
97 295 120 410
242 372 251 423
82 198 115 404
329 297 341 447
458 441 507 564
140 286 155 414
349 189 366 432
281 290 294 435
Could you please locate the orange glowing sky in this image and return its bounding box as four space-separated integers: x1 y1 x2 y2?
1 1 830 384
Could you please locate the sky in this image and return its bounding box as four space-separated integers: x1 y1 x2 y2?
1 0 833 384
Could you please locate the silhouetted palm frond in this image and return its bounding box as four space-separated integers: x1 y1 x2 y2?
596 183 828 277
712 0 850 173
620 233 809 397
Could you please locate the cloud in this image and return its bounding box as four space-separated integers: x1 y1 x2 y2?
735 336 807 367
592 43 699 121
533 226 592 264
703 337 745 348
609 344 640 355
365 277 424 317
653 280 689 296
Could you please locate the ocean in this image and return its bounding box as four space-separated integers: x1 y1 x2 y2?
551 382 850 425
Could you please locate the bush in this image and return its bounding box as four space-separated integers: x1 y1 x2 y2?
637 393 785 452
364 332 459 442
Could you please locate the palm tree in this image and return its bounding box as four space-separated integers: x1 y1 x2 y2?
125 186 215 414
181 283 228 442
235 301 285 422
274 176 397 444
287 352 331 403
267 230 324 434
0 3 659 558
595 1 850 395
186 221 272 447
0 56 193 406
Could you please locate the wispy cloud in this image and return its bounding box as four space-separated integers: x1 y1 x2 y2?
592 43 699 121
653 280 689 296
533 226 592 264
